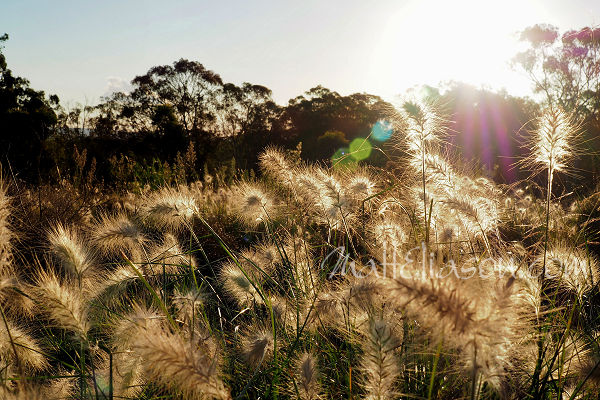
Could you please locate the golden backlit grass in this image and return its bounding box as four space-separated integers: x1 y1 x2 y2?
1 105 600 399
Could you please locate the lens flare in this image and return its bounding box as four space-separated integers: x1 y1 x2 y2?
331 147 357 169
349 138 372 160
371 120 393 142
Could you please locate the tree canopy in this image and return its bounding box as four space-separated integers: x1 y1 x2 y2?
514 25 600 183
514 24 600 121
0 33 58 180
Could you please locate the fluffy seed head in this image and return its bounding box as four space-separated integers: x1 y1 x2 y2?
133 326 230 399
172 288 206 325
220 261 264 307
295 168 327 203
47 224 95 277
344 172 378 207
359 318 401 400
0 322 48 371
252 241 282 268
532 107 577 173
112 303 164 349
147 233 195 275
95 351 145 399
239 244 279 281
141 187 198 231
259 146 295 183
92 213 147 258
544 244 600 296
386 272 531 389
372 220 408 250
397 99 444 154
0 386 52 400
241 326 273 367
411 152 455 186
230 182 278 227
0 183 13 275
33 269 89 339
295 352 322 400
92 265 140 300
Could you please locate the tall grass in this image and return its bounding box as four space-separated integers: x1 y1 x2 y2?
525 106 580 278
1 104 600 399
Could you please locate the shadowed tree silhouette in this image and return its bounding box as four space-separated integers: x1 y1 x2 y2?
278 86 389 161
130 58 223 135
214 82 280 169
0 33 57 180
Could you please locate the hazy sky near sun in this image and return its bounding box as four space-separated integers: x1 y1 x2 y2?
2 0 600 106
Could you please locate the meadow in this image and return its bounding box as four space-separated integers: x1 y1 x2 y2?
1 100 600 400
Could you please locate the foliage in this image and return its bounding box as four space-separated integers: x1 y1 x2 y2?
0 33 58 180
514 25 600 121
514 25 600 183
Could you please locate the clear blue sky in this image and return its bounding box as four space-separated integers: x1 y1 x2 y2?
2 0 600 106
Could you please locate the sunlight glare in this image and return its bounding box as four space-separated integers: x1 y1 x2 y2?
368 0 545 98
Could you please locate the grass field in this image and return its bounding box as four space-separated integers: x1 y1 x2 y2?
1 101 600 399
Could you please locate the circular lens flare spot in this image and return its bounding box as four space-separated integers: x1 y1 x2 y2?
371 120 393 142
349 138 372 160
331 147 357 169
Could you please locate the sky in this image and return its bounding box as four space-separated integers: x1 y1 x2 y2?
2 0 600 106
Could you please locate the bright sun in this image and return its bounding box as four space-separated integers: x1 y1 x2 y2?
368 0 546 99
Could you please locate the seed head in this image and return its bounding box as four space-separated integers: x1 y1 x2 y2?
532 107 577 173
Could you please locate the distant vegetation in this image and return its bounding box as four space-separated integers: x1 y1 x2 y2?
1 25 598 194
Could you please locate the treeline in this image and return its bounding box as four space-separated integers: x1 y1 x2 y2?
1 39 394 189
1 25 599 192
